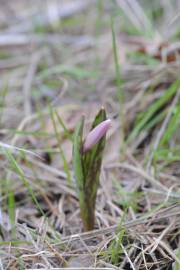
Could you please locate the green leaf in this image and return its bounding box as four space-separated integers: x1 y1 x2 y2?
127 79 180 143
73 108 108 231
73 116 84 194
160 104 180 146
82 108 106 230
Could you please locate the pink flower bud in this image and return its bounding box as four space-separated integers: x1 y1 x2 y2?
83 119 111 153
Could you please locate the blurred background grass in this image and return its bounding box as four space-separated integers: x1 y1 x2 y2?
0 1 180 269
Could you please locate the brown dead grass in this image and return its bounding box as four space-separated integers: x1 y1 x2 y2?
0 1 180 269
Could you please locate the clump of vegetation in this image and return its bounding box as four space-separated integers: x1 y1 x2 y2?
0 0 180 269
73 108 111 231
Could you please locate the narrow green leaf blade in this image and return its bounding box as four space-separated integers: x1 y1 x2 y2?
82 108 107 230
73 116 84 193
127 79 180 143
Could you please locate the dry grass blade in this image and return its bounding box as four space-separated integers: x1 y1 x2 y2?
0 0 180 269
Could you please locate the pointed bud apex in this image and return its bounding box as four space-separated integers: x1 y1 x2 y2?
83 119 111 153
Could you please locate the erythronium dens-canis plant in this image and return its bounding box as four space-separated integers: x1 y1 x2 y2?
73 108 111 231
